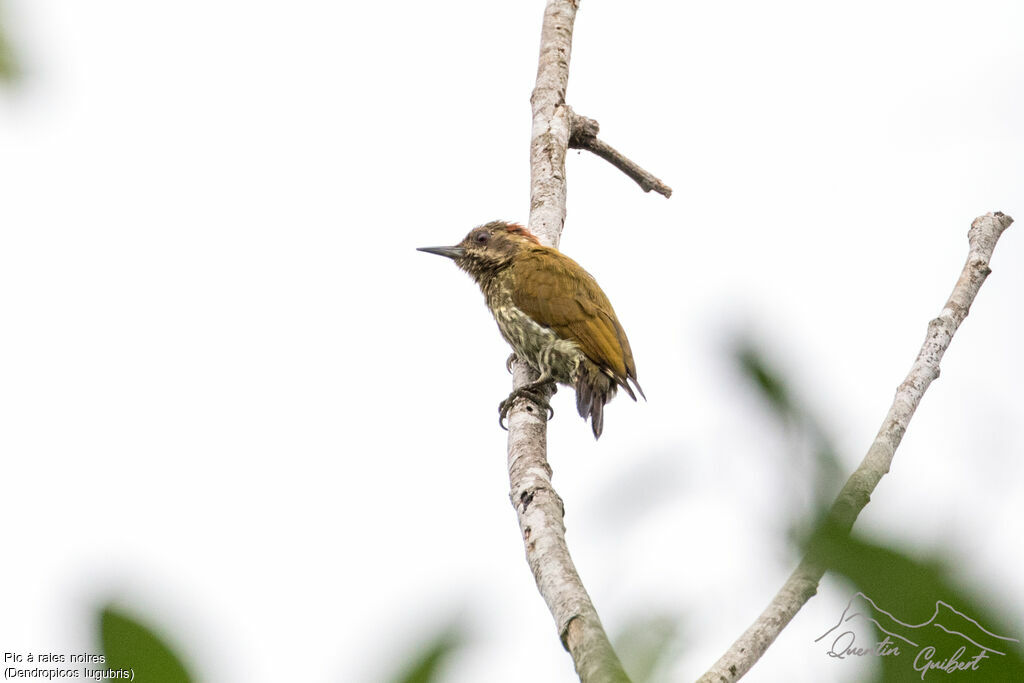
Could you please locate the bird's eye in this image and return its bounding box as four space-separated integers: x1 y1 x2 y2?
475 232 490 245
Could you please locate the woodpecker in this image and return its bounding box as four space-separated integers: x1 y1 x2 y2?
418 220 643 438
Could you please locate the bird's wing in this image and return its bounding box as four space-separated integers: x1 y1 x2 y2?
512 246 641 397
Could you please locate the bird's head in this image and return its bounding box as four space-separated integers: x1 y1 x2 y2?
418 220 540 281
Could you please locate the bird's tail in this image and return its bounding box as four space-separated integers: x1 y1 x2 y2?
576 362 618 440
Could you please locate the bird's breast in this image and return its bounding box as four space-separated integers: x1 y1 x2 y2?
485 288 581 385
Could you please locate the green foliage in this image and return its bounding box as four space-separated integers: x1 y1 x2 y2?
810 524 1024 682
735 339 1023 681
100 607 193 683
734 344 795 418
614 615 681 683
0 1 17 83
388 625 463 683
733 340 844 523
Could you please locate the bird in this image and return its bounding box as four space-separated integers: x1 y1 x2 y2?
418 220 643 439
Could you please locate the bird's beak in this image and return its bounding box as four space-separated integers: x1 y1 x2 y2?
417 245 465 260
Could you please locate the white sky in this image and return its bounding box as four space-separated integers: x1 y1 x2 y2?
1 1 1022 682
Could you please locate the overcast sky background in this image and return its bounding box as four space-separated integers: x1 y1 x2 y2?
2 1 1022 681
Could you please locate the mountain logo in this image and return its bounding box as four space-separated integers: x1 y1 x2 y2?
815 592 1019 679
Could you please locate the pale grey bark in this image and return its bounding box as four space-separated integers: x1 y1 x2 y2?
504 1 637 682
698 212 1015 682
525 0 576 246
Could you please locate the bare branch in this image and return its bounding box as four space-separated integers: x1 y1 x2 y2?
568 109 672 198
525 0 575 246
698 211 1015 682
506 1 631 681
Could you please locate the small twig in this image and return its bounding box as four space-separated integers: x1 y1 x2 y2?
698 211 1014 682
568 108 672 198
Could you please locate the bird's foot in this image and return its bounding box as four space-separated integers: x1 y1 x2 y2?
498 383 555 429
505 353 519 374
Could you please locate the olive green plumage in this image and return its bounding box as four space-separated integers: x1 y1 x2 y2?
418 220 643 438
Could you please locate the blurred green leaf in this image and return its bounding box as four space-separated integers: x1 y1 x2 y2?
734 343 794 418
614 615 681 683
809 523 1024 682
0 38 14 83
100 607 193 683
0 2 18 83
388 625 463 683
733 340 845 520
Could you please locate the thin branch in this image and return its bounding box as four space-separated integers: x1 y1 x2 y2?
568 109 672 198
698 211 1015 682
506 1 631 681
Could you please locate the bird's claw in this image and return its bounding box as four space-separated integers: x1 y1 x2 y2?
498 386 555 430
505 354 518 374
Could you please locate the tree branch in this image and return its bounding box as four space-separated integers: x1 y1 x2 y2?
505 1 630 681
568 109 672 198
698 211 1015 682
